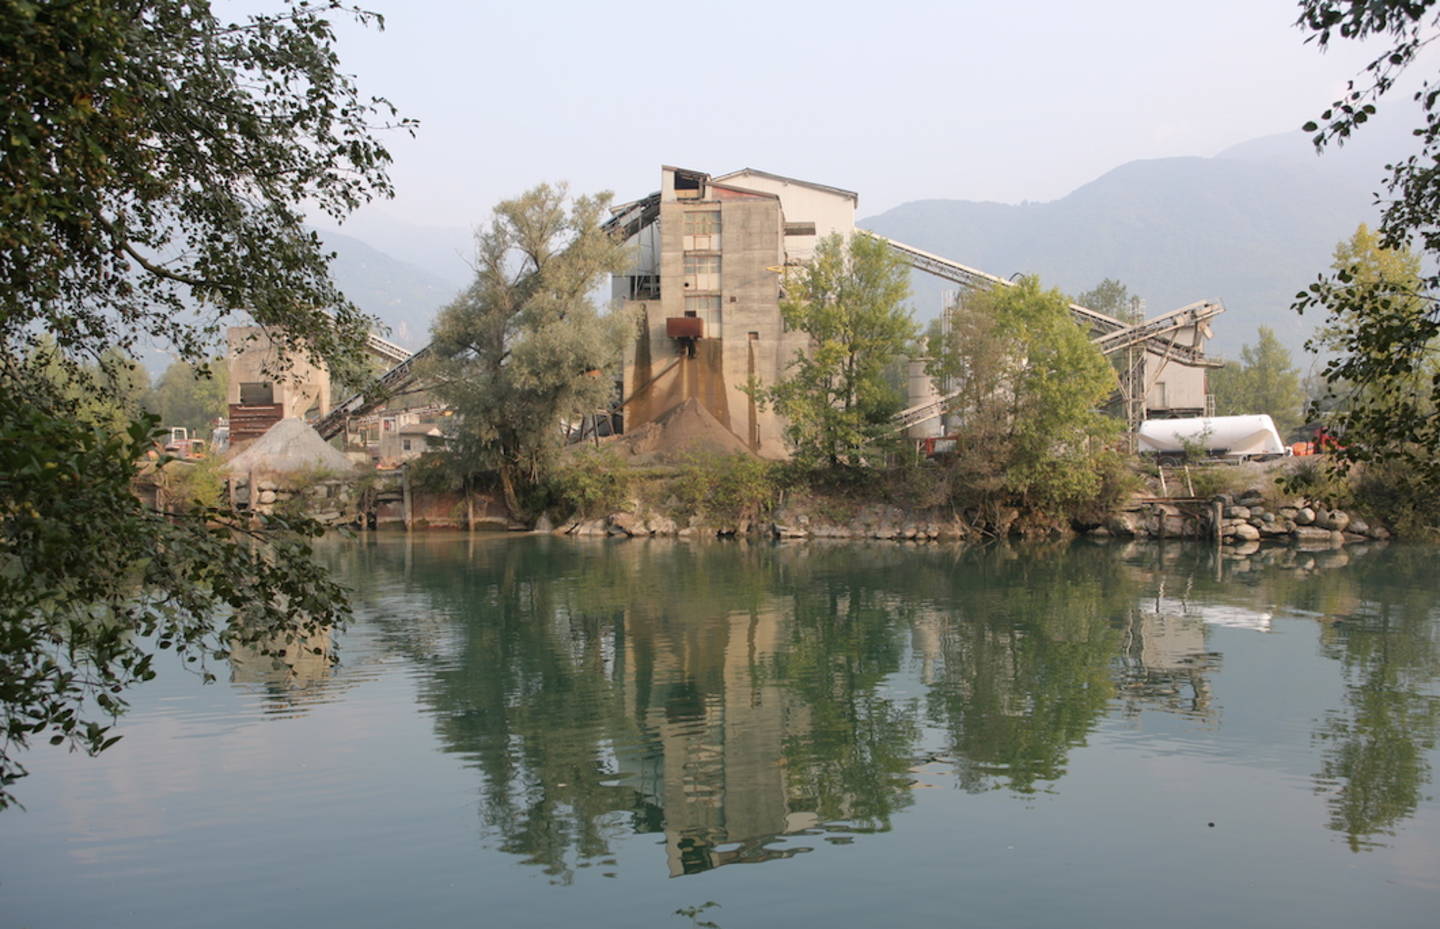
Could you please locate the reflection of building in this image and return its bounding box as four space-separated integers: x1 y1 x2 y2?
618 606 818 876
615 166 858 458
1118 611 1219 719
227 628 340 712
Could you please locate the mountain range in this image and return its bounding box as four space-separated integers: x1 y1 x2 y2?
325 121 1417 363
860 123 1414 360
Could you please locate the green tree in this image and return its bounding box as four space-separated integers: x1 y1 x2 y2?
1075 278 1143 323
144 359 228 437
0 0 406 807
25 338 151 435
761 232 915 467
426 184 630 519
1209 326 1306 436
1295 3 1440 494
930 276 1118 513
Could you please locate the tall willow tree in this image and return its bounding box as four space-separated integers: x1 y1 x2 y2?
1295 2 1440 498
426 184 629 519
1210 327 1305 436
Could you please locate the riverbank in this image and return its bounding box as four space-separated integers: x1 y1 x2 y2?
548 455 1399 550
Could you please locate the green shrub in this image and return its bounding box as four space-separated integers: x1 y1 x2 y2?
161 455 224 511
1186 463 1244 500
550 447 633 519
1278 456 1353 507
676 453 781 524
1352 462 1440 539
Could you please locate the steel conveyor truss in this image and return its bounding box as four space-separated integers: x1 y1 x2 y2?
858 231 1223 366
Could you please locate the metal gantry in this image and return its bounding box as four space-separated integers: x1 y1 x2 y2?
858 230 1223 366
314 345 432 440
859 230 1226 437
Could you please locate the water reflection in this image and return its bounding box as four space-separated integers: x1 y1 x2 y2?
311 535 1440 875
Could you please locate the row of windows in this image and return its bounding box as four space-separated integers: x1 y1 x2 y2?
682 210 721 252
683 254 720 292
682 211 721 235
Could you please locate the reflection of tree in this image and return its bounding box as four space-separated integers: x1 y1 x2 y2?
922 544 1129 793
1136 540 1440 852
353 538 927 880
776 575 920 832
1311 548 1440 852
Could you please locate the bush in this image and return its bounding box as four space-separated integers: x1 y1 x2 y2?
549 448 633 519
1185 466 1238 500
160 454 224 512
1279 457 1353 507
1352 462 1440 539
676 453 781 524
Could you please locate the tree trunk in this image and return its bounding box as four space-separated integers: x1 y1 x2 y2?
498 462 522 522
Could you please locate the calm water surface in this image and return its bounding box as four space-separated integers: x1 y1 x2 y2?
4 536 1439 928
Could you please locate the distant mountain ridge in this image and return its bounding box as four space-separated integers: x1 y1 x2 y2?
861 126 1410 359
320 228 460 350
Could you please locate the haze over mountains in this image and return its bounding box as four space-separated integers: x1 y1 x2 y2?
327 121 1414 361
861 121 1414 360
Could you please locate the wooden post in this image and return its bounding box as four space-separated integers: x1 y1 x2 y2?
1212 498 1223 545
402 465 413 532
465 475 474 531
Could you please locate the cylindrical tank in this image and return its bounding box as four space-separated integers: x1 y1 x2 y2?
905 359 943 439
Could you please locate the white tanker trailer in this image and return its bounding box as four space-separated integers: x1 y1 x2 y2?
1137 415 1290 463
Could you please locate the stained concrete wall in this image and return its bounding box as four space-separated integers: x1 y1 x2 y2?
226 326 331 419
623 176 794 456
621 166 849 458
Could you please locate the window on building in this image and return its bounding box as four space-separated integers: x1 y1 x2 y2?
683 211 722 251
239 382 274 404
683 254 720 291
685 295 722 332
783 221 817 236
625 274 660 300
674 171 703 199
401 438 412 452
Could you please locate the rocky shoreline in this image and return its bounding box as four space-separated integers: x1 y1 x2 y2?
555 486 1392 550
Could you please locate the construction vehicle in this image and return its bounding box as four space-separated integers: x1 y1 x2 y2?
161 427 209 461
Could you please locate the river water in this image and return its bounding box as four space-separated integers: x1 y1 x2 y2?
4 536 1439 928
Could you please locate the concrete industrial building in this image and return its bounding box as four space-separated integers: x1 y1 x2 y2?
305 164 1223 461
612 165 859 458
225 326 333 442
611 165 1222 457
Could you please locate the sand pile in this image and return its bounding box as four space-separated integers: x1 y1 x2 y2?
603 397 754 465
224 418 356 477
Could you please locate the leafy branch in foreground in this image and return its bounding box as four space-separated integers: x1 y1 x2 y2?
0 392 351 808
1294 3 1440 504
0 0 406 807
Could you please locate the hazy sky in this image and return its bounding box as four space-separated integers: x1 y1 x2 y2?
313 0 1384 234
